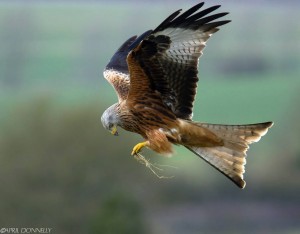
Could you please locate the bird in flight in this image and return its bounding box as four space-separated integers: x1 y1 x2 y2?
101 2 273 188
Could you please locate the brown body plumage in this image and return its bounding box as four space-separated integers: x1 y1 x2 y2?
101 2 273 188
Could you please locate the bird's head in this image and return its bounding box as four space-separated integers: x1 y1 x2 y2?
101 104 120 136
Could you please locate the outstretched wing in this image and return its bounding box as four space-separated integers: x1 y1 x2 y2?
127 2 230 119
103 31 152 102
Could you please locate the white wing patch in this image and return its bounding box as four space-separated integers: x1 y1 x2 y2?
103 69 130 102
154 27 218 66
103 69 130 82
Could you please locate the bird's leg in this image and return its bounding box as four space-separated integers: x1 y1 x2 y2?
131 141 149 155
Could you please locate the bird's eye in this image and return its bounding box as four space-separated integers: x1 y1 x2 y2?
108 123 113 129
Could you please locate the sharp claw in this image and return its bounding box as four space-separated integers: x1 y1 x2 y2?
131 142 147 155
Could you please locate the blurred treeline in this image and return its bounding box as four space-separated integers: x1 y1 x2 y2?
0 1 300 233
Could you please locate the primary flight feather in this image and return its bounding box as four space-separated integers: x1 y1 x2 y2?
101 2 273 188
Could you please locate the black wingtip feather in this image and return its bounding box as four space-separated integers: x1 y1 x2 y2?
154 9 182 32
186 5 222 22
201 20 231 32
172 2 205 24
153 3 230 33
196 12 229 25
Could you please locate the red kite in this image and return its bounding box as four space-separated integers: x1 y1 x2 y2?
101 2 273 188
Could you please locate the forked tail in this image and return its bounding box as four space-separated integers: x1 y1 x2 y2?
184 121 273 188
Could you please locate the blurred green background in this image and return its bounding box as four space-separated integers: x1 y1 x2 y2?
0 0 299 233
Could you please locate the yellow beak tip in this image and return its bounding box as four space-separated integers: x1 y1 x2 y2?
111 126 118 136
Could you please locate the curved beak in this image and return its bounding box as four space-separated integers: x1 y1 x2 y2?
111 125 119 136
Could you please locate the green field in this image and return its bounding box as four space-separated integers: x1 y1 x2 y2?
0 2 300 234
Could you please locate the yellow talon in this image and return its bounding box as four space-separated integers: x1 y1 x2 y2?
131 142 149 155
